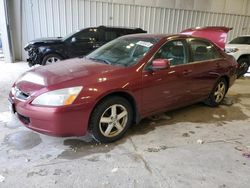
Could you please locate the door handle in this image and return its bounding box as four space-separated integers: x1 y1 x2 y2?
182 69 192 75
216 62 221 67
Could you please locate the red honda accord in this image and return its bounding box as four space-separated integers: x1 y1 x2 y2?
9 27 237 142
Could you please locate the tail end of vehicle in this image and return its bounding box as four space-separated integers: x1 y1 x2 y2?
181 26 232 50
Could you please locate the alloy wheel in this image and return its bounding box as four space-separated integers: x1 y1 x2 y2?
46 57 60 64
237 58 249 78
214 81 226 103
99 104 128 137
239 61 248 74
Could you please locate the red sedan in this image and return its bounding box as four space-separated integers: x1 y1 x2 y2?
9 27 237 142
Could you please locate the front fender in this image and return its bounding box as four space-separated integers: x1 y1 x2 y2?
39 45 67 59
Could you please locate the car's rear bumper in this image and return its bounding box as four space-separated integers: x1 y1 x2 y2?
9 94 93 137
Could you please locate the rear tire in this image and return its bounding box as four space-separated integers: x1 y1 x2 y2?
42 54 62 65
205 78 228 107
89 97 133 143
237 57 249 78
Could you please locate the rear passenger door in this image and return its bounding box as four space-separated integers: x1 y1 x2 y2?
186 38 225 100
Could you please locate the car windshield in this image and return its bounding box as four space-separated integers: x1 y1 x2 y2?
62 30 79 41
229 36 250 45
86 37 158 67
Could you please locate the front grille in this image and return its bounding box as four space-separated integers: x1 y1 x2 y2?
17 113 30 124
12 87 30 101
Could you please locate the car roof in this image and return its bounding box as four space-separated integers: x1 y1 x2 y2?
120 33 197 40
119 33 221 47
98 25 145 30
233 35 250 37
77 26 146 33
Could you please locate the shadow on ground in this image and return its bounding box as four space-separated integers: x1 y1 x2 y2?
57 95 249 159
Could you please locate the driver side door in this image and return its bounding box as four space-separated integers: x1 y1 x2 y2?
67 28 101 58
141 39 193 115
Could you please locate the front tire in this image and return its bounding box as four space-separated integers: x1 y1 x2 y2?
89 97 133 143
237 57 249 78
205 78 228 107
42 54 62 65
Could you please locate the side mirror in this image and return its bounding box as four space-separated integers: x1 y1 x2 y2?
152 59 170 70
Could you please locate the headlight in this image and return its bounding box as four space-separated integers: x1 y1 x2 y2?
225 48 239 53
32 86 83 106
24 43 32 51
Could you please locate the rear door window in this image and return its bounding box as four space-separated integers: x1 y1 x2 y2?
73 28 99 42
104 30 118 41
188 39 222 62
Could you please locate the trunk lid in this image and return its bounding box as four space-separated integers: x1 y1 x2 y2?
181 26 232 50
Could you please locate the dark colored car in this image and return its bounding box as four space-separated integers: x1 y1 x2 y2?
24 26 146 66
10 27 237 143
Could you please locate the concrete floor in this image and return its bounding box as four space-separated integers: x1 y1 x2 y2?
0 61 250 188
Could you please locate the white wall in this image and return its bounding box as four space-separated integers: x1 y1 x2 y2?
8 0 21 61
9 0 250 61
0 0 14 63
103 0 250 15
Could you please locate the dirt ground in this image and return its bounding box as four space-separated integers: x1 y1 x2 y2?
0 62 250 188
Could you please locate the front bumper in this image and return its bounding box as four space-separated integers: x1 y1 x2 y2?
26 48 43 66
9 93 93 137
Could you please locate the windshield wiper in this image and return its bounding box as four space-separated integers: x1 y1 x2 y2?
89 57 112 65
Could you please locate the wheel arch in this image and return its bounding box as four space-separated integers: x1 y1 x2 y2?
88 91 140 129
43 51 64 59
41 52 65 65
237 54 250 64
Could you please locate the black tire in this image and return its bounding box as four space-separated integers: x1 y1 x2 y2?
205 78 228 107
89 97 133 143
237 57 249 78
28 61 34 67
42 54 62 65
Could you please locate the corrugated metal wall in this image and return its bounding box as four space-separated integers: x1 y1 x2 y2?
20 0 250 60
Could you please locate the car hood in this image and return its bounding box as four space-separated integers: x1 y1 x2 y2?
181 26 232 50
15 58 121 93
25 37 63 48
